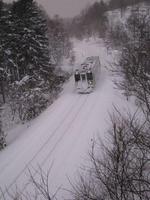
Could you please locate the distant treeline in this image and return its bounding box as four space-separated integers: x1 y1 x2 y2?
66 0 150 39
108 0 149 11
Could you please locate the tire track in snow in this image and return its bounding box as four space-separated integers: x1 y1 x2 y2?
42 74 109 200
21 94 89 195
0 94 80 174
0 93 89 198
45 90 101 187
21 91 100 198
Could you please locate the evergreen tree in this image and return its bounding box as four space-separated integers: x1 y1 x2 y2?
8 0 55 121
0 0 70 122
11 0 52 80
0 1 12 102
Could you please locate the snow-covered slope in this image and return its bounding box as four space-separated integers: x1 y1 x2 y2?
0 38 135 199
106 2 150 28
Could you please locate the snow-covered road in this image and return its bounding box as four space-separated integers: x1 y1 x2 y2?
0 38 133 199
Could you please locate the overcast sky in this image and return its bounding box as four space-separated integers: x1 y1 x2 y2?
5 0 108 18
36 0 100 18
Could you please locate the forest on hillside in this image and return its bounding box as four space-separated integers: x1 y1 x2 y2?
69 1 150 200
65 0 150 39
0 0 149 149
0 0 72 149
1 0 150 199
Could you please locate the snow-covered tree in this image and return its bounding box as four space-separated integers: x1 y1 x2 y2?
47 15 72 65
6 0 59 121
8 76 51 121
112 8 150 118
0 1 13 102
0 0 70 122
11 0 52 80
67 1 108 39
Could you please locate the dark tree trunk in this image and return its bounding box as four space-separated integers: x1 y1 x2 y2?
0 80 5 103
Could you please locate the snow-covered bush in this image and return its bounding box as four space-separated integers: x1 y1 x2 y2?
8 68 68 122
19 89 49 121
70 112 150 200
9 75 49 121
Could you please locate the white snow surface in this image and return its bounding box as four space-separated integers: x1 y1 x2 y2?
0 38 136 199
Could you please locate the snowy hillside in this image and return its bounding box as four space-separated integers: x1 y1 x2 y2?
0 37 137 199
107 1 150 25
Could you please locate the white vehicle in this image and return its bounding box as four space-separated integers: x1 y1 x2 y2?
74 56 101 93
